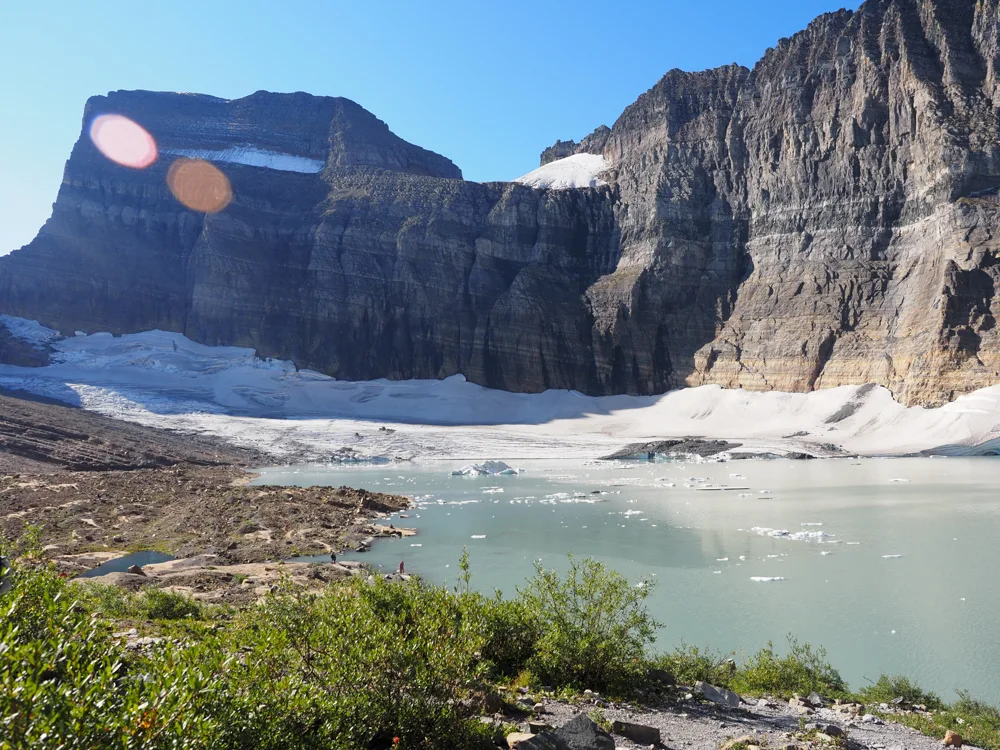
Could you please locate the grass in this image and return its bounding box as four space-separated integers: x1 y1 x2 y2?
728 637 848 698
857 674 944 709
882 691 1000 750
653 642 736 686
586 708 612 733
657 636 847 699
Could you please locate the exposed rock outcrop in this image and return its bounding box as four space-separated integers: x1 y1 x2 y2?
1 0 999 406
539 125 612 165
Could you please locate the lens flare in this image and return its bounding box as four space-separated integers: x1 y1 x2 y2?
166 158 232 213
88 114 157 168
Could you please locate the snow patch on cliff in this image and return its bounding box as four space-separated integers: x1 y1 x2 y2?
514 154 607 189
3 318 1000 460
164 146 324 174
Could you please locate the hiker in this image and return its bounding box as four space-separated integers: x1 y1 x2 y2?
331 551 337 564
398 561 404 575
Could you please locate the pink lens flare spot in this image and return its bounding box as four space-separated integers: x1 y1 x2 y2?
89 114 158 168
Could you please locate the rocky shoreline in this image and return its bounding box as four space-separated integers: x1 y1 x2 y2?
495 685 977 750
0 390 413 600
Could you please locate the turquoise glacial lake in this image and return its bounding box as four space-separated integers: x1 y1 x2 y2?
254 457 1000 703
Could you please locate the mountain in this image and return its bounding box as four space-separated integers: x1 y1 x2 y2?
1 0 999 406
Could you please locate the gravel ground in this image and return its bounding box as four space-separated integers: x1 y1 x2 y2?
536 696 975 750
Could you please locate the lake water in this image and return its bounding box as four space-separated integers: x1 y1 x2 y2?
76 550 176 578
253 457 1000 703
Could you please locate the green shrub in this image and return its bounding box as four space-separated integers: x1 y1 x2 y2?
473 593 540 679
77 582 203 621
136 588 202 620
857 674 943 709
210 576 495 749
518 556 660 694
887 690 1000 750
76 581 134 618
655 642 736 687
729 636 847 698
0 546 228 749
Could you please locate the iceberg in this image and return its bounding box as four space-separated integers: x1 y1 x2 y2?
451 461 520 476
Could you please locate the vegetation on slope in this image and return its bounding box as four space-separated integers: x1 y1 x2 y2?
2 534 998 749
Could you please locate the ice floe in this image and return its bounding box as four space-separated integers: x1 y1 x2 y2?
750 576 785 582
452 461 520 477
751 526 830 542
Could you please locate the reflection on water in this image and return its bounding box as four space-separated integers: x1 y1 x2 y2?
254 457 1000 703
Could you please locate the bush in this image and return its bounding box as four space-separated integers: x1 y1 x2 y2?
136 588 202 620
0 544 227 749
77 580 135 618
517 556 660 693
729 636 847 698
211 575 495 749
472 593 540 679
857 674 944 709
655 642 736 688
78 582 203 621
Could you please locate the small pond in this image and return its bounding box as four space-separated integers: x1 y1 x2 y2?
77 550 176 578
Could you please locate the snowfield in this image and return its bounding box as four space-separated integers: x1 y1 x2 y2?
513 154 607 189
2 315 1000 462
163 146 325 173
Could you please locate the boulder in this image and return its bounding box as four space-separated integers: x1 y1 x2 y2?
648 667 676 686
508 733 569 750
507 733 535 749
126 564 146 576
695 681 741 709
943 730 963 747
611 720 659 745
554 714 615 750
805 723 844 738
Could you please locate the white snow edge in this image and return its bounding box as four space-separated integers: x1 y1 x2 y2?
3 317 1000 460
514 154 607 189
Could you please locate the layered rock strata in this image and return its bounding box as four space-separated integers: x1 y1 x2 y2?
1 0 999 406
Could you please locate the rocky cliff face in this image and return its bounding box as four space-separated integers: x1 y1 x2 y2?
2 0 999 406
539 125 612 166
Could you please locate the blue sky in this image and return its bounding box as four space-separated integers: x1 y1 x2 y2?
0 0 859 254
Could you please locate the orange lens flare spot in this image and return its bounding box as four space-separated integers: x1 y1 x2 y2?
166 158 232 213
89 114 158 168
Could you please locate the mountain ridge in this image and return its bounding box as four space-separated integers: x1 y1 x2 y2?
2 0 999 406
